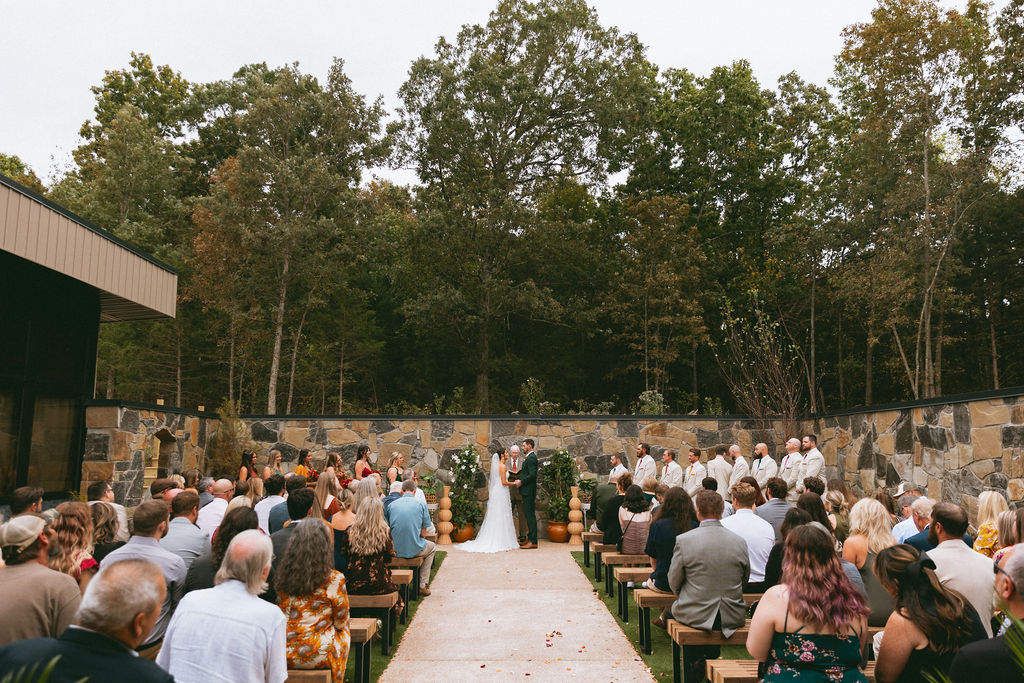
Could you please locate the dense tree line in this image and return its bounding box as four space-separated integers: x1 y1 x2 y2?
4 0 1023 417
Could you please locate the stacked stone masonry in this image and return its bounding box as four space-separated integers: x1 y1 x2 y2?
81 392 1024 520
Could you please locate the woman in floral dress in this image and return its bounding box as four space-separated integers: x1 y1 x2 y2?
274 520 350 681
748 523 870 682
341 497 403 614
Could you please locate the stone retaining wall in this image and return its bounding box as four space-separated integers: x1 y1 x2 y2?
81 390 1024 517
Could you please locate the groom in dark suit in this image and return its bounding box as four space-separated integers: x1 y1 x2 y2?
516 439 539 549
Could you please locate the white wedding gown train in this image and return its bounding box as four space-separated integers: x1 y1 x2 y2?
455 454 520 553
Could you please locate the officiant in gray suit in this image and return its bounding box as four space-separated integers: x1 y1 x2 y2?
664 490 749 683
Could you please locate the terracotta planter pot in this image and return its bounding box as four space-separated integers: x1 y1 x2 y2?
546 521 570 542
452 525 476 543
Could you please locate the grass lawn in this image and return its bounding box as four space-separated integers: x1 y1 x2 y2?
570 551 750 682
342 550 446 682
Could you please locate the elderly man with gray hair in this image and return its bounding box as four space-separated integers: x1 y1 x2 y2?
0 559 173 681
158 529 286 683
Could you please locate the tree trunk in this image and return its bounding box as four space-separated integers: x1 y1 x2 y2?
643 294 650 392
105 366 115 399
808 273 817 413
935 300 944 396
285 303 310 414
338 341 345 414
988 299 1000 389
837 309 845 404
692 343 698 412
891 322 919 401
228 333 235 406
267 253 290 414
865 316 874 405
175 323 182 408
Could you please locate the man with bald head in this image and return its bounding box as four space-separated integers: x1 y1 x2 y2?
727 444 749 492
750 443 777 487
779 438 804 503
196 479 234 537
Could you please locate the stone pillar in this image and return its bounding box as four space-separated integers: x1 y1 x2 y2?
437 485 453 545
568 485 583 546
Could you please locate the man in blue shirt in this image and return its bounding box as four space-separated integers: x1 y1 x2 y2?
387 479 435 596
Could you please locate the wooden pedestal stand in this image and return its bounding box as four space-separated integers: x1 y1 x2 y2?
568 485 584 546
437 485 453 545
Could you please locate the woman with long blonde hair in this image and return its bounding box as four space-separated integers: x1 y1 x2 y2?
843 497 898 626
352 476 380 516
972 490 1009 558
245 475 265 506
340 497 401 613
49 501 98 593
313 469 341 520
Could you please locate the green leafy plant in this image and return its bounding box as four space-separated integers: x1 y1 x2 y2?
540 449 578 522
0 656 66 683
449 446 483 528
577 477 598 495
633 390 665 414
419 473 439 495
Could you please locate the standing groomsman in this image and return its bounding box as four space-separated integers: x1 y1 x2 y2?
750 443 778 487
796 434 825 494
727 444 749 492
682 448 707 497
706 446 735 501
609 453 629 480
633 444 657 488
660 449 683 488
780 438 804 503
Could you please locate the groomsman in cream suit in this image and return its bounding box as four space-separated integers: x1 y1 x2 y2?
664 490 749 683
682 448 707 497
660 449 683 488
727 444 749 492
706 446 734 501
779 438 804 503
633 443 657 488
608 453 629 480
795 434 825 495
750 442 778 487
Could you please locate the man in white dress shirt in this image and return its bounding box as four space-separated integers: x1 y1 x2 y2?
157 530 287 683
608 453 629 480
891 493 922 543
660 449 683 488
195 479 234 537
721 482 775 589
927 503 995 637
682 448 707 497
727 444 749 492
749 442 778 487
795 434 825 495
779 438 804 503
633 443 657 489
253 474 286 534
706 446 735 501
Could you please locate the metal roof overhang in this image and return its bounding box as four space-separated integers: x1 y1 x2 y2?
0 173 177 321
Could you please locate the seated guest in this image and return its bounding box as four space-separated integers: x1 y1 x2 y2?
663 490 748 683
158 531 286 683
874 490 900 526
644 487 696 592
195 479 234 537
619 484 653 554
843 498 897 627
640 476 659 506
9 486 44 517
972 491 1009 558
353 476 382 516
763 508 812 590
102 501 186 659
387 479 436 596
342 498 403 615
90 502 126 564
0 515 81 646
891 493 922 543
0 559 173 683
802 477 826 497
402 469 430 509
245 476 265 506
950 549 1024 682
824 489 851 543
993 509 1020 564
269 474 307 534
274 520 350 680
182 468 201 492
590 472 622 532
599 473 631 545
739 476 766 506
186 506 260 594
49 502 98 594
905 498 973 552
757 477 792 542
828 478 859 512
797 492 834 539
747 524 870 682
225 490 254 514
926 502 996 637
722 482 775 592
702 477 734 517
197 477 215 508
148 479 176 502
159 491 210 570
254 473 286 534
312 469 342 520
86 480 130 542
382 480 403 512
873 544 987 683
331 489 356 573
267 488 316 600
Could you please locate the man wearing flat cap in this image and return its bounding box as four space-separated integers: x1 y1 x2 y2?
0 514 81 646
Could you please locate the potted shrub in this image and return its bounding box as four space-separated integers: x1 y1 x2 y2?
449 446 483 541
577 476 597 504
540 449 577 542
420 474 440 505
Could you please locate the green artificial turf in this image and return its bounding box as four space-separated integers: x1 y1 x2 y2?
343 550 446 682
569 551 750 682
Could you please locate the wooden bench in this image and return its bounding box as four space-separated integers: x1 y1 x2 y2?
705 659 876 683
349 617 377 683
592 542 616 582
389 556 425 600
612 566 652 621
424 531 438 543
634 588 675 654
601 553 649 598
581 531 603 567
390 569 414 624
285 671 330 682
349 592 399 656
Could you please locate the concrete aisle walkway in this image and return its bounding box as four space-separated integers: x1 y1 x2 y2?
380 540 654 682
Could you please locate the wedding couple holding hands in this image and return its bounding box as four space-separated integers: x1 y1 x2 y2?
457 439 539 553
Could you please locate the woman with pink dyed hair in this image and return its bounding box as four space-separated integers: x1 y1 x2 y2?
747 523 870 681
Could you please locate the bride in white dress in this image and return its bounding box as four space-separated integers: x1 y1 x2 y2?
456 449 520 553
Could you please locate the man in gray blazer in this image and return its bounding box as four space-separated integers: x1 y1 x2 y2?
663 489 749 683
755 477 792 542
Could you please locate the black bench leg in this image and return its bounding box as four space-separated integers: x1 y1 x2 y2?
672 640 681 683
354 641 371 683
639 605 652 654
594 552 602 582
583 540 590 567
381 607 394 656
620 581 629 623
605 567 614 598
399 584 409 625
412 567 420 601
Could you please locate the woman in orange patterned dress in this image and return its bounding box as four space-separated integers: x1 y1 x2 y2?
274 519 350 681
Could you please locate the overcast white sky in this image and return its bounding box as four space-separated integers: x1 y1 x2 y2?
2 1 887 185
